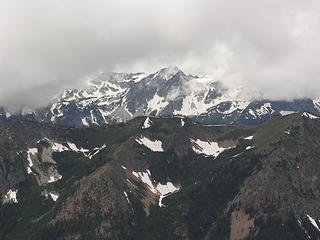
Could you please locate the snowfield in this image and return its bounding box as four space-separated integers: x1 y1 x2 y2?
131 169 180 207
156 182 180 207
135 136 164 152
51 142 69 152
190 138 231 157
52 140 105 159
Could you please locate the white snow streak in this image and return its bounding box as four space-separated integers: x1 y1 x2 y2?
245 146 255 150
123 191 131 204
142 117 152 129
307 214 320 232
244 136 254 140
181 119 185 127
26 148 37 174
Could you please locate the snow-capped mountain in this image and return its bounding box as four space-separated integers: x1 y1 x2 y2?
45 66 235 126
1 66 320 126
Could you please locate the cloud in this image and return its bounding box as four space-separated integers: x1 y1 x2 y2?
0 0 320 111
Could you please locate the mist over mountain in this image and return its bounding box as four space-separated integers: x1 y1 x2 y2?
1 0 320 111
0 67 319 127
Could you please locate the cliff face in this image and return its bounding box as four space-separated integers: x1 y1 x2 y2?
0 114 320 239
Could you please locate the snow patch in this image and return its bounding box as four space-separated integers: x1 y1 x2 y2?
133 73 148 82
68 142 104 159
132 170 157 193
26 148 37 174
135 136 164 152
87 144 107 159
48 174 62 183
248 103 274 119
147 94 169 115
3 189 18 204
307 214 320 232
181 119 185 127
90 110 98 125
190 138 231 157
51 142 69 152
81 118 89 127
280 110 297 116
49 192 59 202
65 142 105 159
245 146 255 150
244 136 254 140
302 112 319 119
67 142 90 154
173 95 212 116
132 171 139 178
156 182 180 207
142 117 152 129
52 140 105 159
314 99 320 111
256 103 274 116
131 170 179 207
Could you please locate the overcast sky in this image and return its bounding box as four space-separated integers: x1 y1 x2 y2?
1 0 320 111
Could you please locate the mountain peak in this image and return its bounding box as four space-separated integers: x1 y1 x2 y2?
160 65 180 72
154 66 181 80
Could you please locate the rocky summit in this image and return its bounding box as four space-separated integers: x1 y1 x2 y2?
0 113 320 239
1 67 320 127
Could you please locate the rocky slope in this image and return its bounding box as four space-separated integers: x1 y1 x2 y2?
1 113 320 239
1 67 320 127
